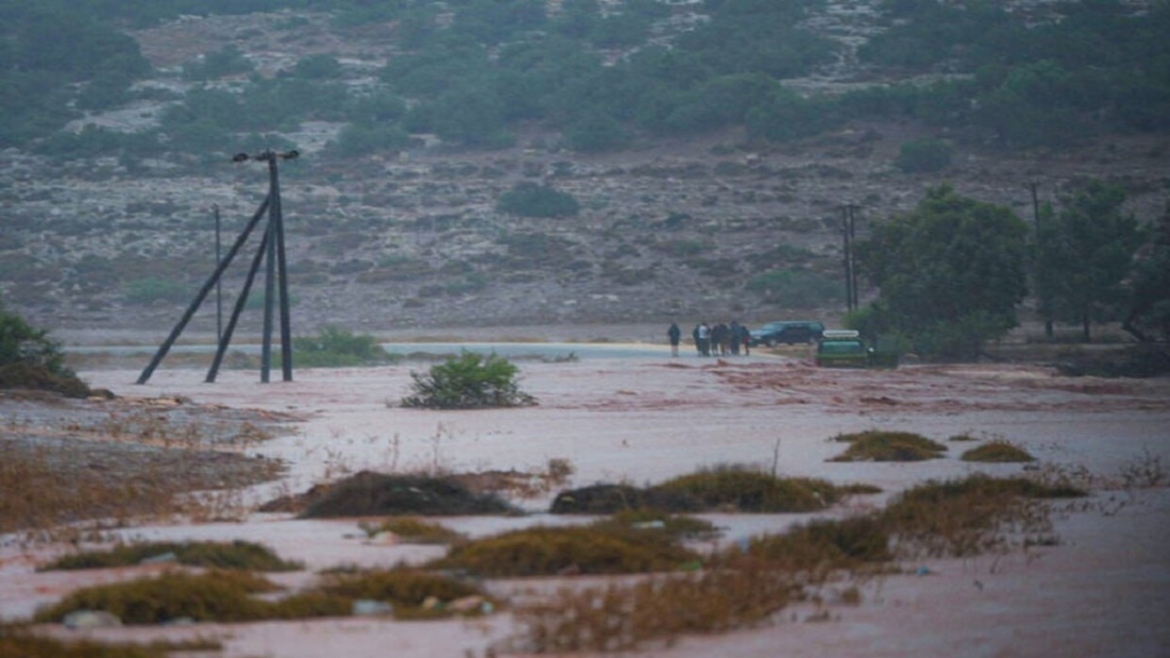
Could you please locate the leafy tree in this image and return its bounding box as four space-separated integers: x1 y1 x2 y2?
1123 207 1170 342
0 301 69 376
497 182 580 218
855 184 1029 359
292 54 343 80
182 45 254 81
1034 180 1142 341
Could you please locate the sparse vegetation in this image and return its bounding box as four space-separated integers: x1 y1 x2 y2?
829 430 948 462
317 567 493 619
401 351 536 409
359 517 464 544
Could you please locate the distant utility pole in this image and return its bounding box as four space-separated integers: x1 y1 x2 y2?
137 149 299 385
1027 181 1054 338
842 203 860 313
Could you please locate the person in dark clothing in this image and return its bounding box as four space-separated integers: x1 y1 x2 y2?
729 320 742 355
739 323 752 356
692 323 702 355
667 322 681 357
711 322 728 356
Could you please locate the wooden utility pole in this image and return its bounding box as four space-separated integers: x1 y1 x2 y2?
137 149 299 385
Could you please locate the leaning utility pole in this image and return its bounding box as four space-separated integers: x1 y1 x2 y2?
137 149 299 385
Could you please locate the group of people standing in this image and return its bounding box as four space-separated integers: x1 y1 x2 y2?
667 321 752 357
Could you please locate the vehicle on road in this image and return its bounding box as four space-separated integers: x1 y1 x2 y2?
749 321 825 347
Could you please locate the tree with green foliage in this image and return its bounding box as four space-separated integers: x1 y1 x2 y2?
497 182 580 218
1123 206 1170 342
1034 180 1143 341
855 185 1030 359
0 301 89 396
401 351 535 409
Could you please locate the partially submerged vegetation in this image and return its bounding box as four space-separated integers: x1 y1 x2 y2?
551 467 847 515
297 471 517 518
40 540 303 572
401 351 536 409
961 440 1036 463
829 430 948 462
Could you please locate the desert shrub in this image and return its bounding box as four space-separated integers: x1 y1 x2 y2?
652 467 840 513
744 516 892 574
433 525 700 577
34 570 284 625
894 138 953 173
40 540 302 572
292 325 399 368
401 351 535 409
879 474 1083 558
299 471 516 518
360 517 464 544
829 430 947 462
496 182 580 218
550 483 701 514
318 568 489 617
960 440 1035 463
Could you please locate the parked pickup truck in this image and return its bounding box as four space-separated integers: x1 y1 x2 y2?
815 330 900 369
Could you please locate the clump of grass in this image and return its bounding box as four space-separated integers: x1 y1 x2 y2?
299 471 517 518
593 510 722 542
0 362 91 398
514 562 800 652
961 440 1035 463
318 567 491 618
653 466 840 513
829 430 947 462
432 525 701 577
0 626 219 658
743 516 893 576
359 517 464 544
879 474 1083 558
40 540 303 572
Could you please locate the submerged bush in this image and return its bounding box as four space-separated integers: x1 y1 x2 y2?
401 351 535 409
653 467 840 513
745 515 892 574
299 471 516 518
319 568 490 618
433 524 699 577
34 570 288 625
961 440 1036 462
40 540 302 572
880 474 1083 558
292 325 399 368
829 430 947 462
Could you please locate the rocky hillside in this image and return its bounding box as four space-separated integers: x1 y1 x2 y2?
2 2 1167 339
